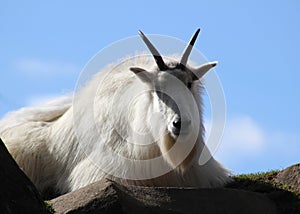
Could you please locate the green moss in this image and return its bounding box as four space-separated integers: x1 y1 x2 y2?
228 170 280 192
227 170 300 214
44 201 55 214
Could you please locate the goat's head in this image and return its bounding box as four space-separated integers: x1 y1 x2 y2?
129 29 217 168
130 29 216 139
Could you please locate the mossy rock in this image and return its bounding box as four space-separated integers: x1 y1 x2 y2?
227 168 300 214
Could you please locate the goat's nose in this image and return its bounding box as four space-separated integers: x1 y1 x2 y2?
172 119 181 130
172 118 191 136
172 118 181 136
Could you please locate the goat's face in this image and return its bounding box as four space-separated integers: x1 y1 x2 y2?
130 61 215 140
152 64 194 139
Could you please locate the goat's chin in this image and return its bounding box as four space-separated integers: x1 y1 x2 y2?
168 133 178 141
159 133 195 173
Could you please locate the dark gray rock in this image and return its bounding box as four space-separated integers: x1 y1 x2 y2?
50 179 278 214
275 163 300 193
50 179 123 214
0 138 48 214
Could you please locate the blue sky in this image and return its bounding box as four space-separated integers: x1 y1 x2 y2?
1 1 299 174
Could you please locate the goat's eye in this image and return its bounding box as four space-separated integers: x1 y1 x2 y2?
187 82 192 89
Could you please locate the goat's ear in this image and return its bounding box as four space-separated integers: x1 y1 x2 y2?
130 67 153 83
193 61 218 80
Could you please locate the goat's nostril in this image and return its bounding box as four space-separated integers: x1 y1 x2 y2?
172 119 181 129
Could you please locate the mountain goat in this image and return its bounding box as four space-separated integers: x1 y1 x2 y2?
0 29 231 197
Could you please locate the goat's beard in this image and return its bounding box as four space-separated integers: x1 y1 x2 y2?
159 133 197 174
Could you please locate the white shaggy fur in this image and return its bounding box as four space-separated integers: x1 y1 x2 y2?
0 55 231 197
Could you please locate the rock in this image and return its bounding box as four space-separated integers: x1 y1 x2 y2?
50 179 123 214
275 163 300 192
5 130 297 214
50 179 278 214
0 138 48 214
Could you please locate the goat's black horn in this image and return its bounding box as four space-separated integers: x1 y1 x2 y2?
138 30 168 70
180 28 200 67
